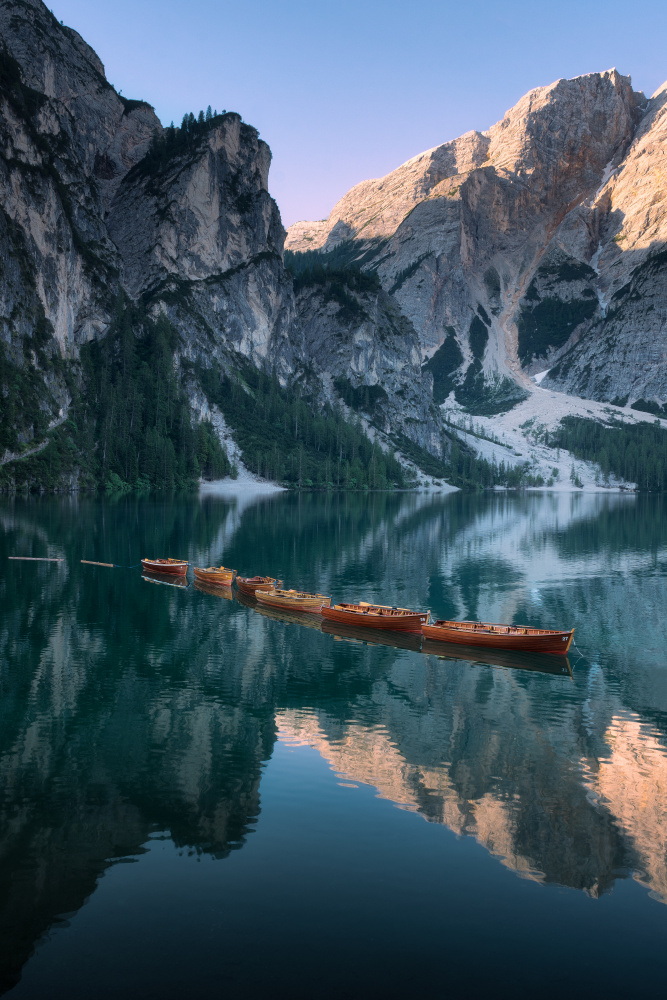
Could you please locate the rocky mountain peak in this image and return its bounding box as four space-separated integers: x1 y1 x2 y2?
107 112 285 298
286 69 667 412
287 70 645 257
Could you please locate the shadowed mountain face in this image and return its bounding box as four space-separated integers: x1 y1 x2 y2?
1 0 445 482
1 491 666 993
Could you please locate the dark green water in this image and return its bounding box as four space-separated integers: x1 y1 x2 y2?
1 490 667 999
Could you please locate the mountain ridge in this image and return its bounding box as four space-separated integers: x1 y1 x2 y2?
286 69 667 411
2 0 667 493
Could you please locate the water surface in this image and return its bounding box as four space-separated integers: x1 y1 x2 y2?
1 491 666 998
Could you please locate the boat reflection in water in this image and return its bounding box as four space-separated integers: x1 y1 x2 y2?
193 580 234 601
321 618 423 653
2 490 667 997
252 600 325 631
238 601 573 671
141 570 189 589
234 587 260 609
422 638 573 676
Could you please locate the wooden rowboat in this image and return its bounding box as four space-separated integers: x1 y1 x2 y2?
235 575 283 596
193 565 236 586
141 557 188 576
255 589 331 614
422 620 574 655
321 601 429 633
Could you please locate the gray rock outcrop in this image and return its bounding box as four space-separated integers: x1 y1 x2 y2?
0 0 296 467
0 0 442 476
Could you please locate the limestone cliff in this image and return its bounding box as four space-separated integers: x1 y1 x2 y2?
105 112 294 374
542 83 667 403
287 70 667 411
289 272 443 456
0 0 160 352
0 0 438 487
0 0 294 478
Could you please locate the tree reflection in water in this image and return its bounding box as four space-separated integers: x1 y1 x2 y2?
0 490 666 993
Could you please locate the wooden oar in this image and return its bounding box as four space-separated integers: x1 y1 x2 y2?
8 556 63 562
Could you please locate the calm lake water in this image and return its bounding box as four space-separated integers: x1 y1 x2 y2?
1 490 666 998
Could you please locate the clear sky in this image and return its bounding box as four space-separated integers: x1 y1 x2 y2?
50 0 667 228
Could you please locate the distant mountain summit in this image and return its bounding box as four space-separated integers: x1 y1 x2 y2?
287 71 667 410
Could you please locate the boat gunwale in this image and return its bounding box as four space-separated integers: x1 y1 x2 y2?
255 589 330 613
333 601 429 618
322 603 429 632
431 619 574 637
235 576 283 594
236 575 279 585
193 566 236 581
259 588 330 601
141 557 188 566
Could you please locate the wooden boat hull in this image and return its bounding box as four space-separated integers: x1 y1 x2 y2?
321 619 423 652
255 590 330 614
236 577 282 596
421 638 572 676
193 566 236 586
422 622 574 655
141 558 188 576
321 605 429 633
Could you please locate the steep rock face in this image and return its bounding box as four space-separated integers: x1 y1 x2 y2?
107 116 283 297
0 0 297 472
542 83 667 402
291 278 442 455
288 129 490 251
106 114 295 375
0 0 161 353
287 71 660 409
2 1 439 479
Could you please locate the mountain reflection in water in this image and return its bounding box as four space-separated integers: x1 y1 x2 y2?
0 490 666 995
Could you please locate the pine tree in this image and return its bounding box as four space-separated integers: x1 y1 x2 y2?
205 105 212 121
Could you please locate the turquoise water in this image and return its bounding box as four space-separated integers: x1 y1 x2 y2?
1 490 666 998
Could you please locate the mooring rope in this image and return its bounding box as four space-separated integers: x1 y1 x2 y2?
570 639 588 660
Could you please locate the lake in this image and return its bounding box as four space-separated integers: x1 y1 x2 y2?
1 490 666 998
